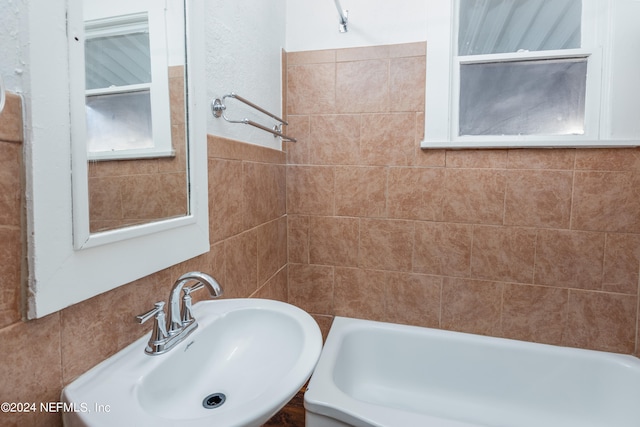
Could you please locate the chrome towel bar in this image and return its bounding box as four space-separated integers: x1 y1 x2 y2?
211 93 297 142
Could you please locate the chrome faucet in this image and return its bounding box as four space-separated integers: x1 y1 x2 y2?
136 271 223 355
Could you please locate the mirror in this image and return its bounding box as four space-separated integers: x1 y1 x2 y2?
81 0 188 233
25 0 208 319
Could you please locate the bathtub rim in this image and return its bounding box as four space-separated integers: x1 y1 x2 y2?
304 316 640 427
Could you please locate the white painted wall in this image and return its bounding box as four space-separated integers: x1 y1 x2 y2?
0 0 28 94
0 0 288 151
206 0 287 150
285 0 427 52
0 0 422 151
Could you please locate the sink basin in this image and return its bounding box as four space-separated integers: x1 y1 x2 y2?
61 298 323 427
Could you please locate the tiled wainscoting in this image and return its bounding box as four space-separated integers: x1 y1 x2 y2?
284 42 640 356
2 41 640 427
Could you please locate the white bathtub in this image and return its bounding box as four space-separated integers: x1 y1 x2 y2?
304 317 640 427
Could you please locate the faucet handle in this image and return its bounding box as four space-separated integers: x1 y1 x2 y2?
180 285 199 324
136 302 169 354
136 301 166 324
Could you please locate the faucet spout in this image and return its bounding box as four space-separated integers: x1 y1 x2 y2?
137 271 223 355
167 271 223 335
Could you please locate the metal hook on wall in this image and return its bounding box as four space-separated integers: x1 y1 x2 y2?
334 0 348 33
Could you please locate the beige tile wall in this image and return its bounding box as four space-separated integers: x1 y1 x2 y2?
0 90 287 427
284 42 640 355
3 39 640 426
0 93 23 329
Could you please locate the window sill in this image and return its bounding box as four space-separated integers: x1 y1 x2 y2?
88 148 176 161
420 139 640 150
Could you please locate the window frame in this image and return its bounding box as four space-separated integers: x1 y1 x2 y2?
82 12 174 160
421 0 639 149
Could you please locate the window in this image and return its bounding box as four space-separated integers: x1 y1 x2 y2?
423 0 640 148
459 57 587 136
84 13 173 160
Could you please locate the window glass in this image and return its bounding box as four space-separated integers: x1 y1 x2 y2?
83 14 162 157
85 32 151 90
458 0 582 56
459 57 587 136
86 90 153 152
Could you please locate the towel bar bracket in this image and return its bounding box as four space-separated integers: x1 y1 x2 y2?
211 98 225 118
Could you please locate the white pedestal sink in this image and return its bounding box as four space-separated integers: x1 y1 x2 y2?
61 299 323 427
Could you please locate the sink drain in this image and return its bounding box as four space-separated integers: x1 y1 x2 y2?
202 392 226 409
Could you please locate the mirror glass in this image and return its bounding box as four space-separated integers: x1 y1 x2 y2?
83 0 188 233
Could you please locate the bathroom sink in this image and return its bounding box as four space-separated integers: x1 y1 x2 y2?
61 299 323 427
